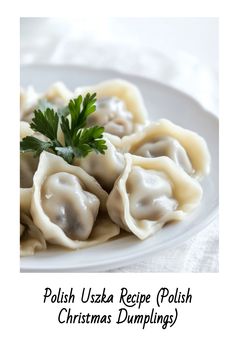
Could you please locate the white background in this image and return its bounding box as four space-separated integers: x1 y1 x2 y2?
1 0 236 353
20 17 218 71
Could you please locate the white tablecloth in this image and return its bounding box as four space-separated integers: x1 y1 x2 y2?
21 19 218 272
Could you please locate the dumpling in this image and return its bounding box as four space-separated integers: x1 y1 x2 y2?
20 122 40 188
20 213 47 256
20 188 46 256
20 86 40 122
31 151 120 249
20 82 73 123
121 119 211 179
42 82 73 107
75 133 125 191
20 121 50 188
75 79 149 137
107 154 202 240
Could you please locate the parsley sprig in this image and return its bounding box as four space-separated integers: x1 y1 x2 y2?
20 93 107 164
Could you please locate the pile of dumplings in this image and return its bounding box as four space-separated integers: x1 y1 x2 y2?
20 79 210 256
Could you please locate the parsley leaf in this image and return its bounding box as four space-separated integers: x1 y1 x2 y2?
65 92 96 137
30 108 60 142
73 126 107 158
20 92 107 163
20 136 54 157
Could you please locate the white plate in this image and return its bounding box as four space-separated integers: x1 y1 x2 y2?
20 65 219 272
